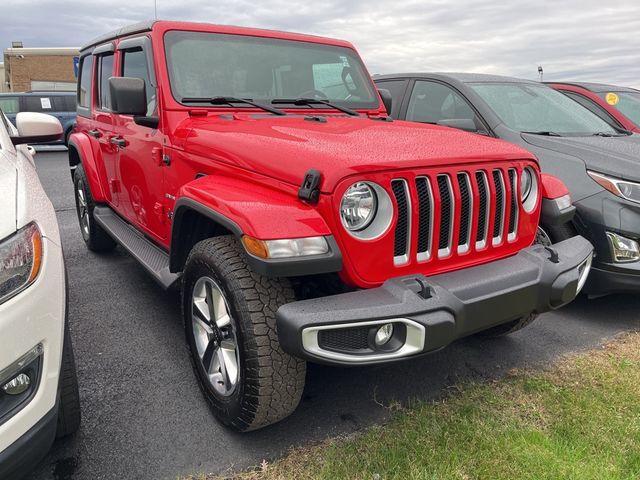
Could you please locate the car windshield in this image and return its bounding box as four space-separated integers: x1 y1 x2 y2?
598 91 640 127
469 82 618 136
164 31 378 110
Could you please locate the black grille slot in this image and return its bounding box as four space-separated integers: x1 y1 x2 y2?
318 327 370 352
508 169 518 235
391 180 409 259
437 175 452 251
457 173 471 247
475 171 488 244
415 177 432 256
492 170 505 239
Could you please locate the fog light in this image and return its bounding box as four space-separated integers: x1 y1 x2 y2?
375 323 394 346
2 373 31 395
607 232 640 263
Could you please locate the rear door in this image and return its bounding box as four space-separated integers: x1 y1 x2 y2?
113 36 166 241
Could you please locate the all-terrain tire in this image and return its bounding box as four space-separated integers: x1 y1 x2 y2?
73 164 116 252
56 324 81 438
182 235 306 431
476 313 538 338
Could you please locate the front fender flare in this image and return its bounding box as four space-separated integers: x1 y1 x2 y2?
170 175 341 276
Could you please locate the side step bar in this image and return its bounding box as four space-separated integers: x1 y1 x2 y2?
93 206 180 290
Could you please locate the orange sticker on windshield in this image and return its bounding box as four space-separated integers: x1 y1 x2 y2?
606 92 619 105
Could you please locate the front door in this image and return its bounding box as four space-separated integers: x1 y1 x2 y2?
113 39 166 242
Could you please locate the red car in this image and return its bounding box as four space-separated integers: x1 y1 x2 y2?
68 21 592 431
548 82 640 133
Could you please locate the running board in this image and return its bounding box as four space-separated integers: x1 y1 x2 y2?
93 206 180 290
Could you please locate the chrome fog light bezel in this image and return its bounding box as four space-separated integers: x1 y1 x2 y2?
606 232 640 263
576 254 593 294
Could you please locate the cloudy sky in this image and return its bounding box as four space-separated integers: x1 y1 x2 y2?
3 0 639 87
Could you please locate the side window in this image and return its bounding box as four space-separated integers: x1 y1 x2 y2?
63 96 77 111
374 80 406 117
407 80 476 124
78 56 93 109
24 96 53 112
562 91 621 127
0 97 19 114
121 49 154 114
98 54 115 110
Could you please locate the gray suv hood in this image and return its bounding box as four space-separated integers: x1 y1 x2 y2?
522 133 640 182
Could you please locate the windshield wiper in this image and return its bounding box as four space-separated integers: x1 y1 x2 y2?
271 98 360 117
181 96 287 116
521 130 563 137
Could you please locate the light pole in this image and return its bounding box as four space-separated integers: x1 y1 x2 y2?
538 66 544 82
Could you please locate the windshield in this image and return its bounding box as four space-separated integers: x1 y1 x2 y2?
598 91 640 127
469 82 618 136
164 31 378 110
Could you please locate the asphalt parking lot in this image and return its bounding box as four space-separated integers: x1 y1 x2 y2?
27 150 640 480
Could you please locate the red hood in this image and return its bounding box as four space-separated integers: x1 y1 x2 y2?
183 114 535 192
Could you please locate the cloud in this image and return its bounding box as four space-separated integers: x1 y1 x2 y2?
2 0 639 88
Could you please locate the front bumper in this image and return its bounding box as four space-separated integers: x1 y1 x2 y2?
0 237 65 470
573 191 640 295
277 236 593 366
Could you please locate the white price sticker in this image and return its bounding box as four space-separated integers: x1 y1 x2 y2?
40 97 52 109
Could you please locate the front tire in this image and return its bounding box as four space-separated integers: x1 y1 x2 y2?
73 164 116 252
182 236 306 431
56 324 81 438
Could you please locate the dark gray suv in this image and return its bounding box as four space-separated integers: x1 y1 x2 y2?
375 73 640 296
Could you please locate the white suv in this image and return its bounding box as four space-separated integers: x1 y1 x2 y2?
0 111 80 478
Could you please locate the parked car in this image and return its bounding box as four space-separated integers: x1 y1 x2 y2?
547 82 640 133
69 21 592 432
0 110 80 479
374 73 639 296
0 91 77 146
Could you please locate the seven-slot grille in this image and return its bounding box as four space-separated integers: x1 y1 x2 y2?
391 168 521 265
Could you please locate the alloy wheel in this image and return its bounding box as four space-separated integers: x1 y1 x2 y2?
191 276 240 396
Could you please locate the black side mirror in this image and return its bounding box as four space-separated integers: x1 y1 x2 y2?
377 88 393 115
109 77 147 116
437 118 478 133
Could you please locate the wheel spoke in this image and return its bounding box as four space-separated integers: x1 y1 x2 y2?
202 340 217 373
193 297 211 323
219 340 238 389
204 282 217 324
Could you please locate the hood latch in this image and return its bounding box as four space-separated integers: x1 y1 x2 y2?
298 169 322 204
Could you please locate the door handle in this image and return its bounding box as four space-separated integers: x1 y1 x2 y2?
88 129 102 138
110 137 127 148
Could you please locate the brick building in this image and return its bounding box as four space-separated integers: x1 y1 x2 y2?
3 47 80 92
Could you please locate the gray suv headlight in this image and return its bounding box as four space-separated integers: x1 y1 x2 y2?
0 223 43 305
588 171 640 204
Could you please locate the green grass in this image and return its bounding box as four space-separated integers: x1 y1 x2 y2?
193 333 640 480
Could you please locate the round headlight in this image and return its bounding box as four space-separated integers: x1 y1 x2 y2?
520 168 533 202
340 182 378 231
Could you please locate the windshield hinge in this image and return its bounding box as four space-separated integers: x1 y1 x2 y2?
298 169 322 204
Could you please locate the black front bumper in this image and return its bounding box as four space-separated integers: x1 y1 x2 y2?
0 403 58 480
277 236 593 366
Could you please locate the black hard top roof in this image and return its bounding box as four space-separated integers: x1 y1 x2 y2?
80 20 155 53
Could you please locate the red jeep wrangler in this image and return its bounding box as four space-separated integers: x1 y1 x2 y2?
69 21 593 431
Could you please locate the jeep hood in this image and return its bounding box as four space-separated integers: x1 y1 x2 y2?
0 152 17 238
184 116 532 192
522 133 640 182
